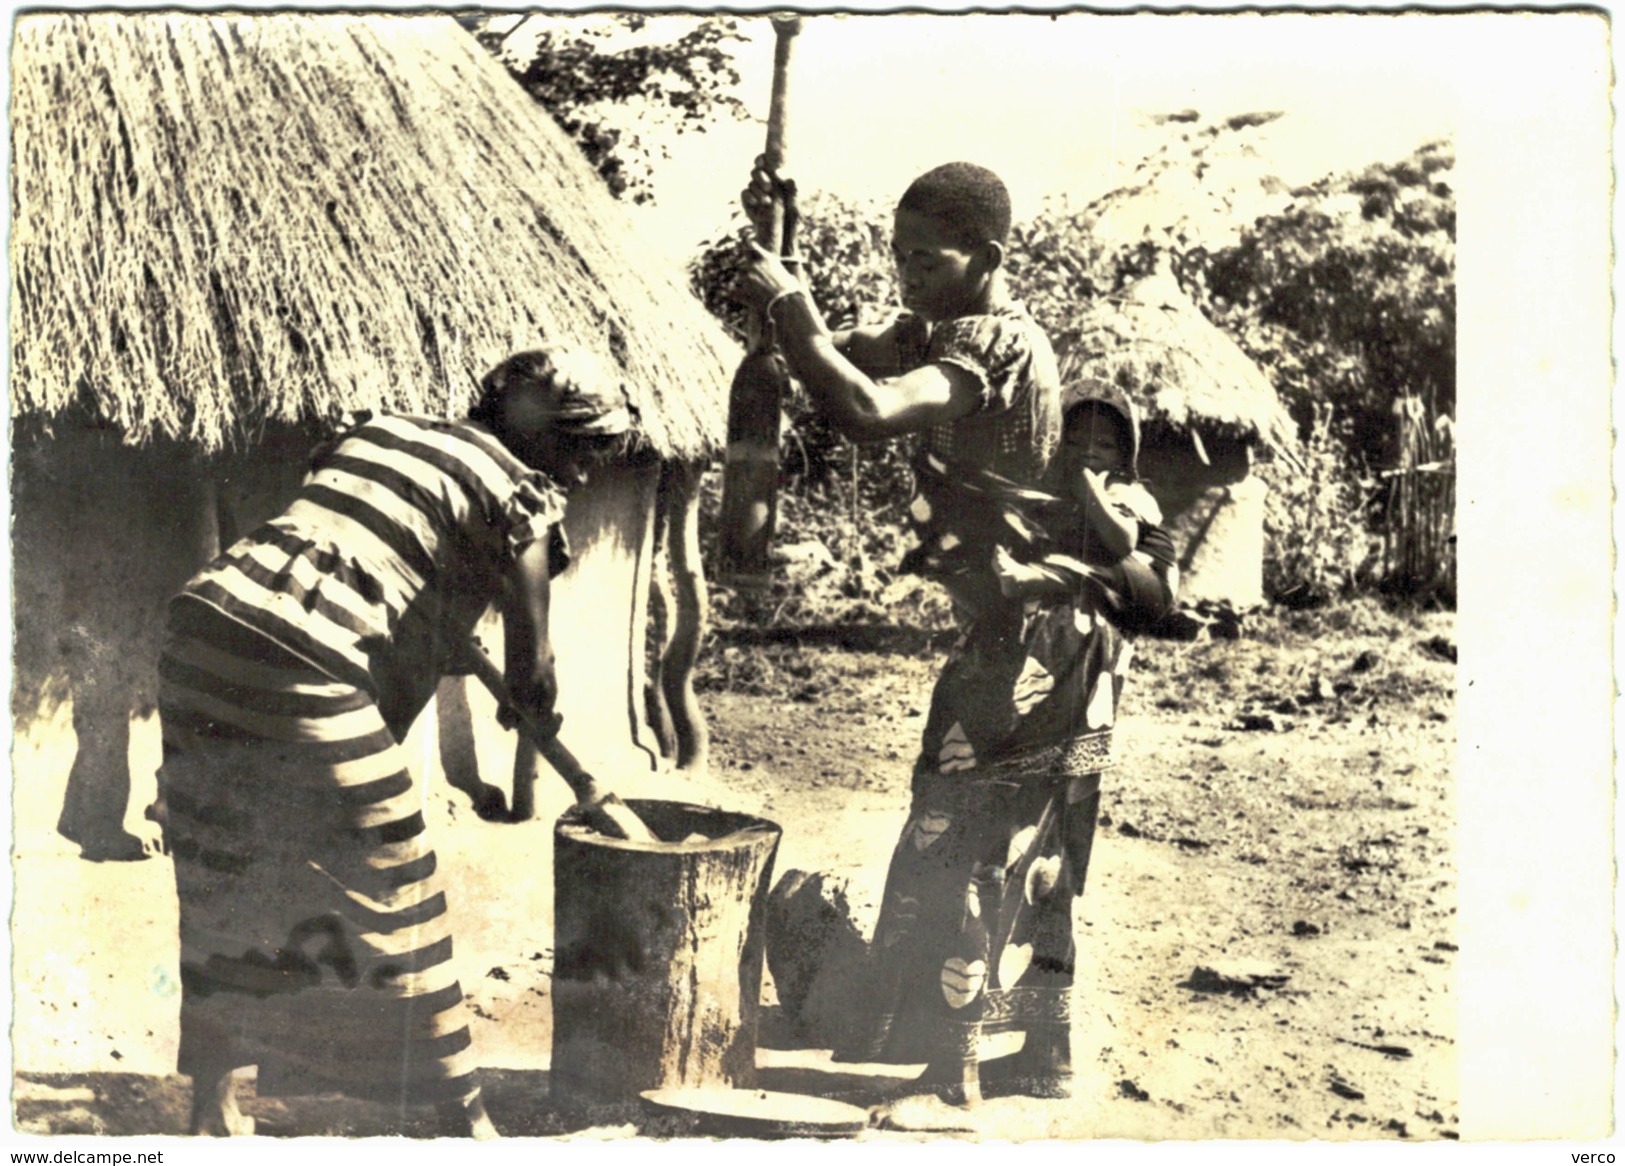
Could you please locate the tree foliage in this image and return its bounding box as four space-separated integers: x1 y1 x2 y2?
1185 141 1456 463
1257 403 1376 607
461 13 749 204
689 139 1456 609
691 190 906 492
691 190 898 343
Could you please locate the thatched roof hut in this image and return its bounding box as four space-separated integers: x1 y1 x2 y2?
1057 270 1295 454
10 12 731 861
10 11 735 456
1056 270 1296 618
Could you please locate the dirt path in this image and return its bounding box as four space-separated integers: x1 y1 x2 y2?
11 602 1456 1141
696 601 1458 1140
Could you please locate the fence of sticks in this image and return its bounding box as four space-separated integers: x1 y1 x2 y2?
1378 392 1456 602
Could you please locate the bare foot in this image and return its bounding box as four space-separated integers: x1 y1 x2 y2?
73 825 160 863
980 1032 1074 1100
437 1090 500 1139
445 779 510 823
189 1067 255 1136
910 1057 984 1108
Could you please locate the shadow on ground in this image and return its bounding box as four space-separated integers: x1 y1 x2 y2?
13 1022 927 1141
14 1069 653 1139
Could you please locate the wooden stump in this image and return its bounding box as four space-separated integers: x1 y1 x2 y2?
551 800 781 1106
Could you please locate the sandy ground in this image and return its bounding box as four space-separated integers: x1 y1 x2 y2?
9 601 1456 1142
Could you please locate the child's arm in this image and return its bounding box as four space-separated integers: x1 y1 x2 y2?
993 546 1082 601
1076 469 1139 562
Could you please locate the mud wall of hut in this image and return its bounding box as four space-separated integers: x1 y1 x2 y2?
11 427 221 859
1139 429 1266 610
10 425 665 859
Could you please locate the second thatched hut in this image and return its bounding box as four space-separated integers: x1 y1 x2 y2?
10 12 737 859
1058 270 1297 625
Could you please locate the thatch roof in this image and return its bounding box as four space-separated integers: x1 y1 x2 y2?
1056 271 1296 452
10 12 737 459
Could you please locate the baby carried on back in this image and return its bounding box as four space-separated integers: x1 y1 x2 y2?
901 378 1178 635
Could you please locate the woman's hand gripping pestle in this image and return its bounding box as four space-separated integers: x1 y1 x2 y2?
461 645 662 843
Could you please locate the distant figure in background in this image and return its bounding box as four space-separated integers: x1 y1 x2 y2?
736 159 1147 1110
153 346 634 1137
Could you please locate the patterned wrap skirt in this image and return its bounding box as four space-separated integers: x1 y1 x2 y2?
835 588 1132 1068
155 598 479 1106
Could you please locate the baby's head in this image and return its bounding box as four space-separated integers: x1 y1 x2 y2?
1059 380 1140 488
891 162 1011 321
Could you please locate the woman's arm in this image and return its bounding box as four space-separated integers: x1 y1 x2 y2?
741 169 971 437
745 263 981 441
500 537 560 734
832 321 902 378
832 315 932 381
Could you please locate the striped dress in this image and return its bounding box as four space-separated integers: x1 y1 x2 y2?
156 415 566 1105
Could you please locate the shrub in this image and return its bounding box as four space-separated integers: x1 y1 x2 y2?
697 464 956 635
1187 142 1456 466
1258 404 1375 607
688 138 1457 615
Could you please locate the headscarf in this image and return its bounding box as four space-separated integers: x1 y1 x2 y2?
1058 377 1142 480
471 346 636 439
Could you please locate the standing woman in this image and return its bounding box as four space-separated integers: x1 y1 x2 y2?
154 347 634 1137
736 161 1130 1108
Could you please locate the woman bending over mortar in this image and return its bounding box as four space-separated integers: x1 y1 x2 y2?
153 346 634 1136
